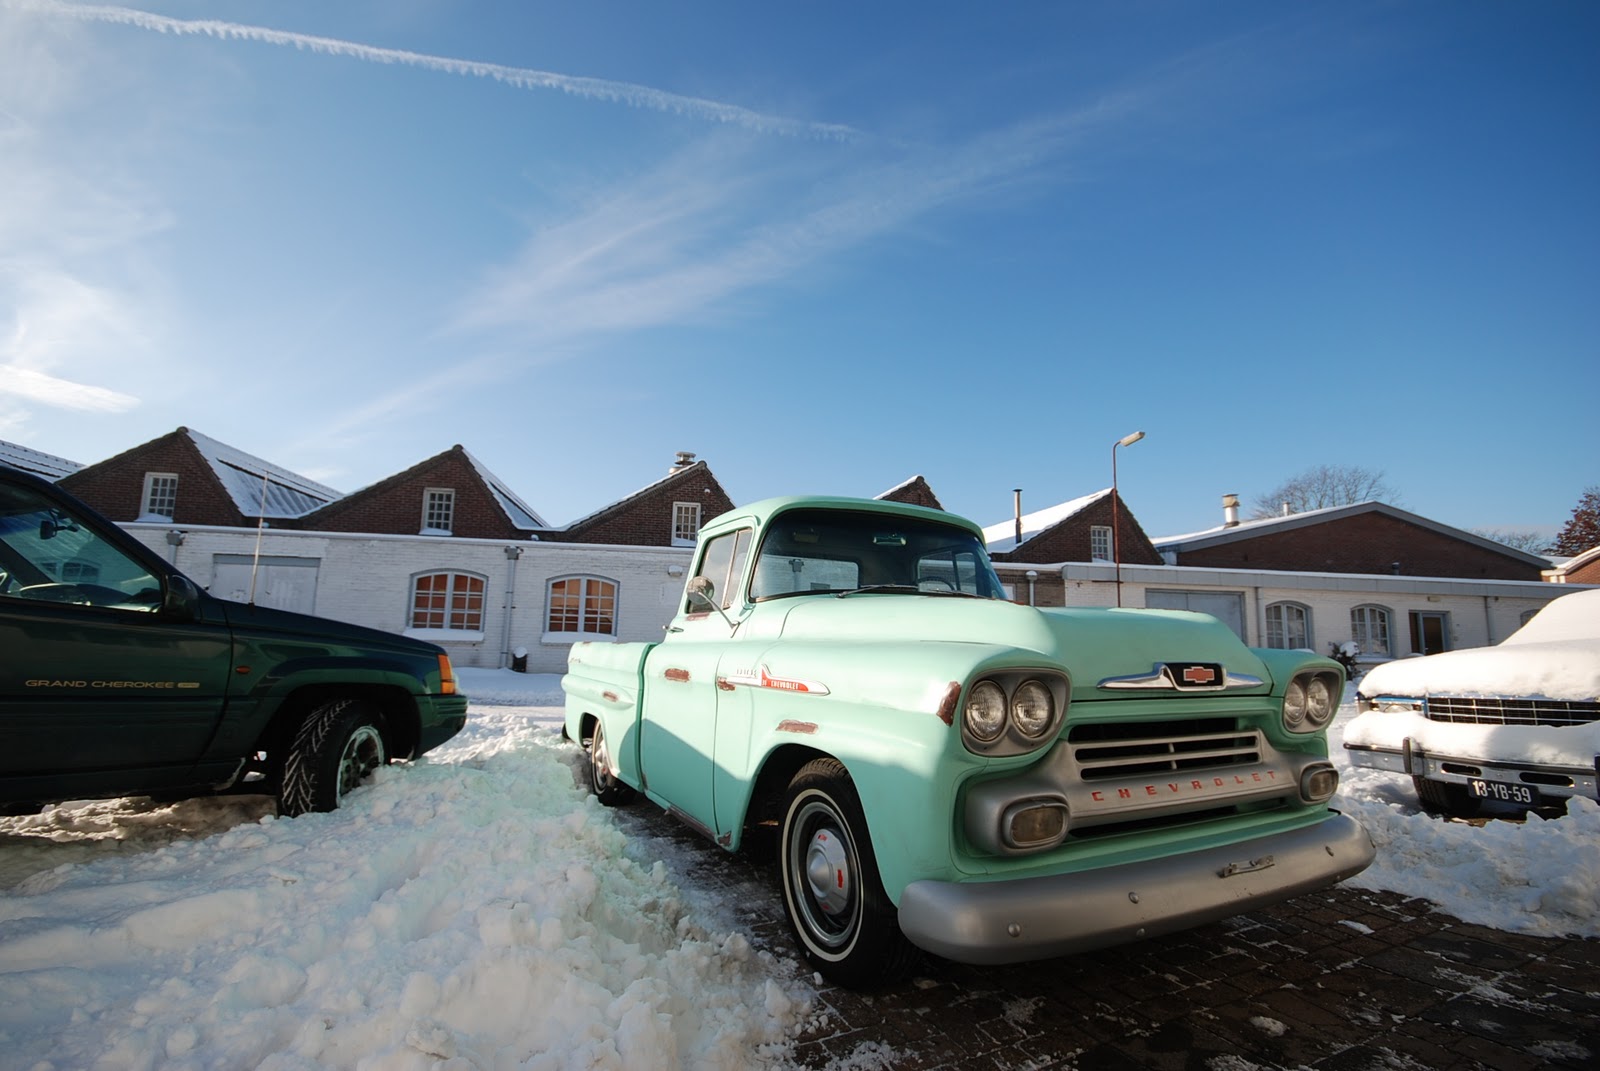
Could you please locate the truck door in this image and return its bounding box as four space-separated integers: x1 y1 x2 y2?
0 476 232 784
637 526 751 835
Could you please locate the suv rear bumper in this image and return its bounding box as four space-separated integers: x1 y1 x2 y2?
897 813 1374 965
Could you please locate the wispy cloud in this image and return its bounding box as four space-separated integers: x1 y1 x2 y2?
0 270 145 415
0 365 137 412
9 0 857 140
450 99 1139 349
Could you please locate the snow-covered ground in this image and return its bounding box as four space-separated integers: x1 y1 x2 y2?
1 668 1596 1070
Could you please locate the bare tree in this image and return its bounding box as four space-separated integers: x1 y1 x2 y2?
1470 529 1553 555
1552 486 1600 556
1250 465 1399 519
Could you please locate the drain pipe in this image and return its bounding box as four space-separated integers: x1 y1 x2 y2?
502 545 523 668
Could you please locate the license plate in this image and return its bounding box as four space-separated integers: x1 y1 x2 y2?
1468 778 1537 806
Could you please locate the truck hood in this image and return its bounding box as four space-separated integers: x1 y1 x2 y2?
767 595 1271 691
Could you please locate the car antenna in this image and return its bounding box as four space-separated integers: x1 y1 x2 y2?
247 470 268 606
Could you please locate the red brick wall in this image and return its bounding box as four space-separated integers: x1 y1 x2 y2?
879 478 944 510
1559 554 1600 585
992 494 1163 565
1178 513 1544 580
555 466 736 546
58 430 242 526
301 450 525 539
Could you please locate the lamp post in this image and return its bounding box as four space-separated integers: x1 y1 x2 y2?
1111 430 1145 607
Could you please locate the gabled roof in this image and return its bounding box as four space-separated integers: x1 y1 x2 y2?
875 475 944 510
1154 499 1552 568
183 428 342 520
0 439 82 480
462 448 548 530
982 489 1111 554
555 459 715 533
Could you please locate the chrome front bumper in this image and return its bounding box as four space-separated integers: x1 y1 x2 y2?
896 814 1374 966
1344 743 1599 802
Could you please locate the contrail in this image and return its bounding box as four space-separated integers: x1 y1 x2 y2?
12 0 858 140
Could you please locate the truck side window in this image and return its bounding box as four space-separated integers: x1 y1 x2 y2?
0 484 162 611
688 528 751 612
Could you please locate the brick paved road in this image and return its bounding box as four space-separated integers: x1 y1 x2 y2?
618 808 1600 1071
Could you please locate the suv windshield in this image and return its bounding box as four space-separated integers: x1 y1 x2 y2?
749 508 1005 601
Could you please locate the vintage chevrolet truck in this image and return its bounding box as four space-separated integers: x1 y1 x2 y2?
562 496 1373 987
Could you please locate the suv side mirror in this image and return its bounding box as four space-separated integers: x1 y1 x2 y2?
162 574 202 621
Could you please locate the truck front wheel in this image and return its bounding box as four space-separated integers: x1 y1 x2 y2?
586 719 636 806
779 758 916 988
279 699 388 816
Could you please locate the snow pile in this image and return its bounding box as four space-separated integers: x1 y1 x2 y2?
0 669 1596 1070
0 673 812 1070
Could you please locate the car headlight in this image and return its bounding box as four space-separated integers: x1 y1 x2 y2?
1011 679 1055 738
964 680 1007 742
1304 674 1336 728
1283 678 1307 729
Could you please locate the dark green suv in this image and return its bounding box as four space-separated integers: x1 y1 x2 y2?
0 463 467 815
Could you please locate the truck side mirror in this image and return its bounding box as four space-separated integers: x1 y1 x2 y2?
685 575 738 633
687 575 716 607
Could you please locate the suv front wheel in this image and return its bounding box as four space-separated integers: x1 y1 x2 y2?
279 699 388 816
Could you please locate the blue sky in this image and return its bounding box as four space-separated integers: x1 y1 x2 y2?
2 1 1596 541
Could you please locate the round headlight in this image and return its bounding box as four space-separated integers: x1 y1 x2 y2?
1283 679 1307 728
964 681 1007 742
1011 679 1055 738
1305 675 1335 726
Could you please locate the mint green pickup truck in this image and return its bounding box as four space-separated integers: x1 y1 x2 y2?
563 496 1373 987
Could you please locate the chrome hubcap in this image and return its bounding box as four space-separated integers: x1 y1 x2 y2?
804 826 853 917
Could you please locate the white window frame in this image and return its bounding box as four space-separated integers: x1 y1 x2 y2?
141 472 179 520
1350 604 1392 657
422 487 455 535
1089 525 1112 562
672 501 702 547
406 570 486 637
545 574 619 643
1265 601 1312 650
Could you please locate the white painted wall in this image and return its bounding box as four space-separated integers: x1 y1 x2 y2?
123 523 692 673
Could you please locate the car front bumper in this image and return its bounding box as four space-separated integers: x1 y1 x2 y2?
896 813 1374 966
1344 742 1599 802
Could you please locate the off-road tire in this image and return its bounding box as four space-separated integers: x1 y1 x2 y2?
279 699 388 816
779 757 918 989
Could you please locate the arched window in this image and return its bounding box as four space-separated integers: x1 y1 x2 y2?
546 575 618 639
1265 601 1311 649
1350 604 1392 656
411 571 486 632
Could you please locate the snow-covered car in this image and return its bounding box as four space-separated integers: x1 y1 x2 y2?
1344 587 1600 818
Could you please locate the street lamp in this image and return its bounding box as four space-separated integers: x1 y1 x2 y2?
1112 430 1145 607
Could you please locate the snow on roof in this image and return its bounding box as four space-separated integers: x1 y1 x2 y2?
555 459 707 532
1153 499 1552 566
463 448 549 530
185 429 342 519
981 488 1110 553
0 439 82 480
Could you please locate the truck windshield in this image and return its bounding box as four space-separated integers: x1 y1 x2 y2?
749 509 1005 601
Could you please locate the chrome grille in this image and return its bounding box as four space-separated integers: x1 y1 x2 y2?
1068 718 1261 781
1424 696 1600 728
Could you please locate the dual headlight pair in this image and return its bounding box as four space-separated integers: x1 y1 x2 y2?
962 672 1069 755
1283 671 1341 732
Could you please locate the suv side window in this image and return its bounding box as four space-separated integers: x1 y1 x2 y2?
0 481 162 611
